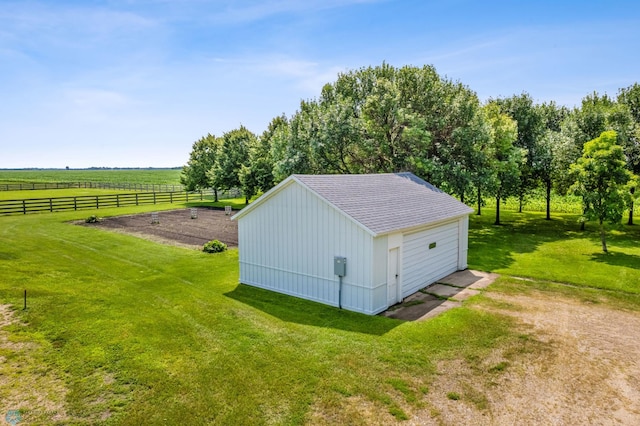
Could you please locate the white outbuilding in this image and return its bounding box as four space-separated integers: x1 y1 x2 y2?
232 173 473 315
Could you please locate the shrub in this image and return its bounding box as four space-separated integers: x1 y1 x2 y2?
85 215 100 223
446 392 461 401
203 240 227 253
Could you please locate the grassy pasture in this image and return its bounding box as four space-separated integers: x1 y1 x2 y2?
0 188 144 201
0 169 182 186
0 202 639 424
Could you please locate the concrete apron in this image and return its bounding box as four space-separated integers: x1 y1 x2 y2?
380 270 499 321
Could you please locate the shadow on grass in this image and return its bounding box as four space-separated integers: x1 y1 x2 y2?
469 211 581 271
184 202 245 210
589 251 640 269
573 221 640 252
225 284 402 336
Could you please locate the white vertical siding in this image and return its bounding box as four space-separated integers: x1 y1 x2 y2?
457 216 469 269
238 182 376 314
371 236 389 314
401 221 460 297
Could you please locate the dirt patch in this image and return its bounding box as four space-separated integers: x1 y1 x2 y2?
82 208 238 249
412 291 640 425
0 305 69 424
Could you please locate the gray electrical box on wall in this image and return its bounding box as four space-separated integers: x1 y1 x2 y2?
334 256 347 276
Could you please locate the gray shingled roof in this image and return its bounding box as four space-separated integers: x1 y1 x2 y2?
293 173 473 236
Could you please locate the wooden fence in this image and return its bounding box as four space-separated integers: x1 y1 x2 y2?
0 182 184 192
0 191 207 216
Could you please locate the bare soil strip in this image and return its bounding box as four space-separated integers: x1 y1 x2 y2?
83 208 238 249
411 291 640 425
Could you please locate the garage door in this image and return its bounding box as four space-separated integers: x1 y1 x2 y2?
402 221 459 297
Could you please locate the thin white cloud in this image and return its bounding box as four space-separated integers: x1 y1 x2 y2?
0 2 159 53
151 0 383 24
253 56 346 93
403 18 640 105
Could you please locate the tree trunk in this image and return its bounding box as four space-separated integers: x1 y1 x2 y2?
580 205 587 231
519 195 523 213
214 188 219 202
600 219 608 253
477 188 482 216
629 188 635 225
545 179 551 221
245 194 249 205
495 194 501 225
460 191 465 204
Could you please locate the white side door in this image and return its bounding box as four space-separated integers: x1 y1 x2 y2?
387 247 400 306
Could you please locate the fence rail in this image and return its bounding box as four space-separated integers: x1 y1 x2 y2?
0 191 208 216
0 182 184 192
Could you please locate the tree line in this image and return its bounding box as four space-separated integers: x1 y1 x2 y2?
181 63 640 250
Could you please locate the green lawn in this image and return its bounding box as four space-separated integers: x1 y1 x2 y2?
0 205 639 424
468 210 640 294
0 169 182 185
0 188 147 201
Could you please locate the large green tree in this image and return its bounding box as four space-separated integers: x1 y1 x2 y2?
572 92 638 224
618 83 640 123
180 133 222 200
271 102 317 182
209 126 256 204
537 102 570 219
309 88 364 174
538 128 573 220
270 63 486 199
570 131 631 252
617 83 640 224
483 102 522 225
493 93 545 212
239 116 283 200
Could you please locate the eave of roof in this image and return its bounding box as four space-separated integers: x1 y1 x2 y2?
233 173 473 237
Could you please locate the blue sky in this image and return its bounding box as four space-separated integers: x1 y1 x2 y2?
1 0 639 168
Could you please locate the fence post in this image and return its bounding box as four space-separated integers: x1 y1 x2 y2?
22 200 26 214
96 196 99 209
74 197 77 210
49 198 53 212
200 190 203 200
116 194 120 207
170 192 173 203
136 193 139 205
153 193 156 204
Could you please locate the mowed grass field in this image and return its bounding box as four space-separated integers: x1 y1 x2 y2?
0 188 147 201
0 169 182 185
1 195 639 423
